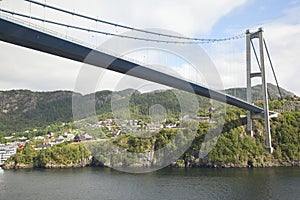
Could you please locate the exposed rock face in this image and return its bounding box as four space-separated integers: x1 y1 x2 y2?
89 157 105 167
2 157 92 170
225 83 295 101
0 90 115 132
2 156 299 170
0 90 38 116
43 158 91 169
2 162 34 170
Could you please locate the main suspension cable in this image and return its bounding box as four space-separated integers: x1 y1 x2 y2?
24 0 245 43
0 8 244 44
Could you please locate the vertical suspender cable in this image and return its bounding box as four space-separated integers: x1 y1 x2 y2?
250 40 272 100
24 0 244 43
29 2 32 22
263 39 283 100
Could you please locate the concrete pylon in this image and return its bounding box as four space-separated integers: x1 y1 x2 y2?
246 28 273 153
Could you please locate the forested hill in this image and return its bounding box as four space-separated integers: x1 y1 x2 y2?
0 89 111 133
225 83 295 101
0 84 297 134
0 89 185 134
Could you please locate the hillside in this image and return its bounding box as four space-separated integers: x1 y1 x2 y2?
0 89 197 135
3 107 299 169
1 86 299 169
0 84 296 136
225 83 295 101
0 89 115 134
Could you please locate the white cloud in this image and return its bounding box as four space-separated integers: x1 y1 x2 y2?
0 42 81 91
0 0 263 92
265 28 300 95
263 8 300 95
48 0 247 36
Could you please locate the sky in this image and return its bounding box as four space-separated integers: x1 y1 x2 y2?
0 0 299 95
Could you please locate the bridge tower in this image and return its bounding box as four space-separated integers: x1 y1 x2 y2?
246 28 273 153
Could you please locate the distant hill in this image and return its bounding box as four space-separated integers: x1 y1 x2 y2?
0 89 182 134
0 83 296 134
225 83 295 101
0 90 74 133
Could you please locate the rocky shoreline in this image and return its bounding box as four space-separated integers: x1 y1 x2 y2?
2 156 299 170
1 159 90 170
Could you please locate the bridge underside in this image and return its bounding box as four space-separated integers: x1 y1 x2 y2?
0 17 264 114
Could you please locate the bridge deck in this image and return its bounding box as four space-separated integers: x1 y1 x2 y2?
0 17 264 113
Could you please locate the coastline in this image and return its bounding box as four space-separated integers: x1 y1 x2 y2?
2 157 299 170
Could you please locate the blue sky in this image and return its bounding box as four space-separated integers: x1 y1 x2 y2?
211 0 299 37
0 0 299 95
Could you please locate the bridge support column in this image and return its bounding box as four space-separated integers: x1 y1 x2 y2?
246 28 273 153
246 30 253 137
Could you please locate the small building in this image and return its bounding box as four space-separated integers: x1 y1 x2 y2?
35 143 51 150
47 132 54 138
4 136 14 140
74 134 84 142
18 136 28 141
51 138 64 145
34 136 45 140
0 143 18 165
147 124 163 131
66 134 75 141
166 123 177 128
84 133 93 140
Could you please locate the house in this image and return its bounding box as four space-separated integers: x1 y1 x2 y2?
66 134 75 141
147 123 163 131
58 135 64 140
110 130 122 137
43 138 55 146
182 115 210 123
74 134 84 142
84 133 93 140
18 136 28 141
0 143 18 164
4 136 14 140
35 143 51 150
208 107 216 113
51 138 64 145
34 136 44 140
47 132 54 138
166 123 177 128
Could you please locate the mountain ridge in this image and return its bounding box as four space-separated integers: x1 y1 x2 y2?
0 83 296 135
225 83 294 101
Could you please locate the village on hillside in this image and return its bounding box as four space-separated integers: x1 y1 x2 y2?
0 115 212 165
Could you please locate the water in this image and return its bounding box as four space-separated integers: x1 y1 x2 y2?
0 167 299 200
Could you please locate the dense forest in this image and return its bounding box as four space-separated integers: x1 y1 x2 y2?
3 142 90 169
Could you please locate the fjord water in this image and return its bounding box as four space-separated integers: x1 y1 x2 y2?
0 167 299 200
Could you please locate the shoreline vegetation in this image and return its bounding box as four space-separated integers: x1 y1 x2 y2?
2 141 299 170
2 108 299 170
0 88 299 170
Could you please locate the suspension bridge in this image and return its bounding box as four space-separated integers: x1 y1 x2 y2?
0 0 282 153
